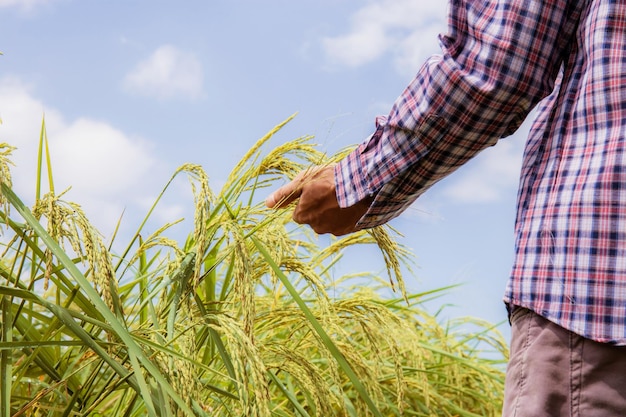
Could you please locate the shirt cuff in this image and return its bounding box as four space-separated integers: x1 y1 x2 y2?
335 116 388 208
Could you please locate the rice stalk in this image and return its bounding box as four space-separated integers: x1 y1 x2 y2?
207 315 271 417
0 114 506 416
32 192 120 316
0 142 15 216
1 295 13 417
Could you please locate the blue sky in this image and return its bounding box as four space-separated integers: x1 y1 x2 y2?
0 0 531 337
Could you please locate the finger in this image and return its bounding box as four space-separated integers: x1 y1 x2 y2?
265 179 303 209
266 166 327 209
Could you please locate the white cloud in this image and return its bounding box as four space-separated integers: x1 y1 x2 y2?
123 44 205 100
0 76 180 237
50 119 155 196
0 0 55 12
393 23 446 78
321 0 447 73
322 25 391 69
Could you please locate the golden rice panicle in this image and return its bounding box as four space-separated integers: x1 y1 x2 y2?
314 228 411 302
210 315 271 417
263 303 347 404
0 142 15 212
221 113 297 194
368 226 412 302
258 304 348 413
32 193 119 313
126 220 185 269
253 213 296 276
163 327 201 414
175 163 213 286
222 219 257 339
334 294 426 413
282 257 333 316
256 135 324 181
262 344 339 416
32 192 70 290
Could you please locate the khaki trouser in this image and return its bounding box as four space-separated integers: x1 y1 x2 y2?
503 308 626 416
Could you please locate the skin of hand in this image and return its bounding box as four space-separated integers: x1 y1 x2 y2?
265 164 374 236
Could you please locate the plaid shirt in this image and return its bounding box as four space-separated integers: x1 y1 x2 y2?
335 0 626 344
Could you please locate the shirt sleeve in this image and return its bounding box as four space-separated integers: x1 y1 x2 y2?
335 0 579 229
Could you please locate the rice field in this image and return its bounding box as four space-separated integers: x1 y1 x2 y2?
0 115 507 416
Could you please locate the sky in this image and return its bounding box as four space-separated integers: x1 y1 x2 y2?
0 0 533 340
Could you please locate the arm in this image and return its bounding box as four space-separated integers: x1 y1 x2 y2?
269 0 580 234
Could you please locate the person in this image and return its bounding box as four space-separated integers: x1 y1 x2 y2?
265 0 626 415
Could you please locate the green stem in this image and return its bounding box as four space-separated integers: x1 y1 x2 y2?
1 296 12 417
1 183 195 416
251 236 384 417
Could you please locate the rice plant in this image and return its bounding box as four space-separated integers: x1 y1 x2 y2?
0 114 507 416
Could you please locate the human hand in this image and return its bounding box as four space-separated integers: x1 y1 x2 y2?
265 164 373 236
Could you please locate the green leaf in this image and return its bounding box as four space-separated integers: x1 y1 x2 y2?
251 236 384 417
0 183 195 416
1 296 12 417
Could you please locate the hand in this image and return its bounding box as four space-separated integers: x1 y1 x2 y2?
265 164 374 236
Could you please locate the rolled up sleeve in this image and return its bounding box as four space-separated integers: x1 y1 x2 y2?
335 0 576 229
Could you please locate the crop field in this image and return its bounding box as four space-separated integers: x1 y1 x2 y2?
0 116 507 416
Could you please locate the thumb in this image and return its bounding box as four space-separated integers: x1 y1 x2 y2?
266 165 330 209
265 179 303 209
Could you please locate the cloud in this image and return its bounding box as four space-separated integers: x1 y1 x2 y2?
50 119 155 196
123 44 205 100
0 0 45 9
0 0 55 12
0 76 178 237
321 0 447 74
322 24 391 69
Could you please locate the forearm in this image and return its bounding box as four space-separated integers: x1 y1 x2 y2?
336 0 576 228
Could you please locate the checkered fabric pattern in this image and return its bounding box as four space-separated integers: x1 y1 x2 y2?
335 0 626 344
